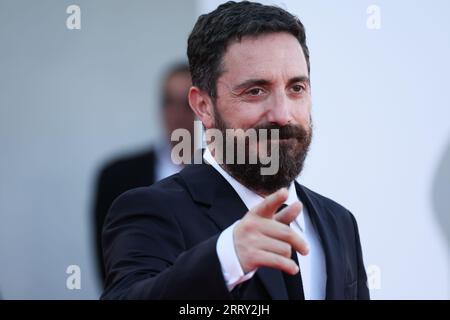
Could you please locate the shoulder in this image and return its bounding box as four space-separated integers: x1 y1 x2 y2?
98 149 156 178
104 172 194 227
108 173 186 210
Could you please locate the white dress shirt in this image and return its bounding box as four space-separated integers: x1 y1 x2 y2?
204 148 327 300
154 142 183 182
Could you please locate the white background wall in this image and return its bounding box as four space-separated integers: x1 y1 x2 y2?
0 0 196 299
199 0 450 299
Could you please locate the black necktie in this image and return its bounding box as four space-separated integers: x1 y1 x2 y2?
277 204 305 300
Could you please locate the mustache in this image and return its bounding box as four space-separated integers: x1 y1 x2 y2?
252 123 310 140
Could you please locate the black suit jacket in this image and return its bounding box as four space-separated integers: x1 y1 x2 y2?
93 149 156 281
101 162 369 300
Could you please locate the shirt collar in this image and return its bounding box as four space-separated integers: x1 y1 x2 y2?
203 148 305 231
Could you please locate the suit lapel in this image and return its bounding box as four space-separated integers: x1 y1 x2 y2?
180 162 248 229
295 183 345 299
180 163 288 299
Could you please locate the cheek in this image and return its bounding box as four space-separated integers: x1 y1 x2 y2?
218 100 264 129
292 99 312 124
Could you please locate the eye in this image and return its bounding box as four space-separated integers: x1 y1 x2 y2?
246 88 265 96
291 84 305 93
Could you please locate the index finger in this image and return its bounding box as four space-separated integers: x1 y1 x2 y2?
250 188 288 219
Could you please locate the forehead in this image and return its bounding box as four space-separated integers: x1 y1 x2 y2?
221 32 308 82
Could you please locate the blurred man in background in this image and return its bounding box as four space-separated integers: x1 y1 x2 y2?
93 63 194 283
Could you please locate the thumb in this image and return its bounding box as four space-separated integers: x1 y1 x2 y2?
274 201 302 225
250 188 288 219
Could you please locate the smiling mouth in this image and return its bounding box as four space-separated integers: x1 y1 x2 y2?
265 138 295 145
259 137 296 143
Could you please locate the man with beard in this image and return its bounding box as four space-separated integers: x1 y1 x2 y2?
101 1 369 300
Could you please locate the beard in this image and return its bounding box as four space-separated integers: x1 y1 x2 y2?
212 107 313 195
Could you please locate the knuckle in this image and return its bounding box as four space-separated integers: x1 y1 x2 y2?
282 244 291 257
281 225 292 240
239 221 252 234
247 232 260 246
272 254 284 269
282 227 294 242
244 218 258 232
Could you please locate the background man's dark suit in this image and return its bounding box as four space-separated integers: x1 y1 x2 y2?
93 62 193 283
93 149 156 281
101 162 369 300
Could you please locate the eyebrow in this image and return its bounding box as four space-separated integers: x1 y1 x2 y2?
287 76 310 86
232 75 310 92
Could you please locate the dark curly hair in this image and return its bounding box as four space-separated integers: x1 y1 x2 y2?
187 1 310 100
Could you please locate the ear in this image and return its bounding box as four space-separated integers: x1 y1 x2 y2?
188 86 215 129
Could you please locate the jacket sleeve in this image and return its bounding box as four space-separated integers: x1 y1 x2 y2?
100 187 232 300
349 212 370 300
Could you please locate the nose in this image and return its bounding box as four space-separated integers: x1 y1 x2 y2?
265 91 292 126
